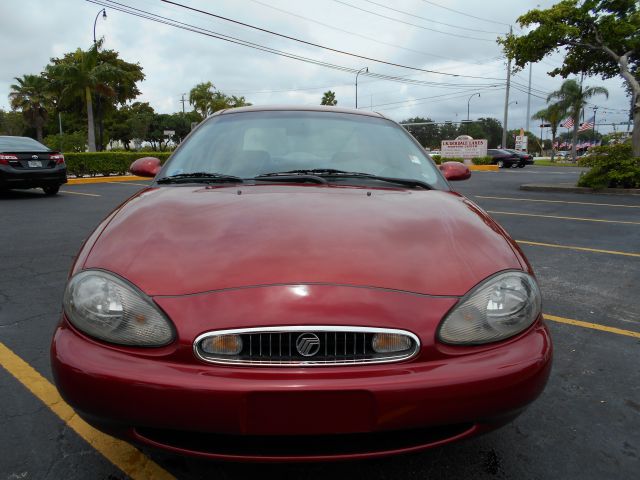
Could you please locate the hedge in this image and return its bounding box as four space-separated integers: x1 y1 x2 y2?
63 152 171 177
577 144 640 189
430 155 492 165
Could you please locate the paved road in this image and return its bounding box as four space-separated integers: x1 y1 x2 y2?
1 166 639 479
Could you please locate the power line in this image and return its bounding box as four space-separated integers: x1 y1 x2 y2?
246 0 472 63
361 0 505 34
366 85 502 109
160 0 505 77
91 1 503 90
331 0 497 42
418 0 512 27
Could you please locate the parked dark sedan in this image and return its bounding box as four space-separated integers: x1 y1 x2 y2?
505 149 534 168
0 136 67 195
487 149 521 168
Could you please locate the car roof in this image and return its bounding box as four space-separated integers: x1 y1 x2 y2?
211 104 388 120
0 135 50 152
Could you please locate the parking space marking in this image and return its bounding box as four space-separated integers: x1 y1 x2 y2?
517 240 640 258
59 190 101 197
0 342 175 480
476 195 640 209
489 210 640 225
106 182 150 187
545 314 640 339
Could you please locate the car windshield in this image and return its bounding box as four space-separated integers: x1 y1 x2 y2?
0 136 50 152
161 110 447 189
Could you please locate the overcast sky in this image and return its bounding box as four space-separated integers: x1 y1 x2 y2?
0 0 633 135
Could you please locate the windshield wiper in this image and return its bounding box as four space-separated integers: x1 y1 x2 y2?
257 169 433 190
253 172 328 184
156 172 243 184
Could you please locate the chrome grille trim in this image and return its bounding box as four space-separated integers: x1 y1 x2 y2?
193 326 420 367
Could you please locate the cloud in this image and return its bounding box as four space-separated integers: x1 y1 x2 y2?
0 0 631 134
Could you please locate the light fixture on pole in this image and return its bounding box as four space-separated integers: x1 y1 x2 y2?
355 67 368 109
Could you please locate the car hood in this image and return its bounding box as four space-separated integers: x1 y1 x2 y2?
83 184 522 296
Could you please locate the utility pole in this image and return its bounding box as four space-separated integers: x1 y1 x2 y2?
501 26 513 148
525 63 532 132
180 93 187 114
592 106 598 144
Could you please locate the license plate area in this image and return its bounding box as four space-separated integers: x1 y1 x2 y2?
28 160 42 168
245 390 374 435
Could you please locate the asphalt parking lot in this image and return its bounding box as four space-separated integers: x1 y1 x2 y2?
1 165 639 480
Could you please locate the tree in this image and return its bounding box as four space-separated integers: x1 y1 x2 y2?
402 117 439 148
532 103 567 160
189 82 251 117
547 79 608 160
46 44 127 151
9 74 50 141
0 109 26 136
499 0 640 156
321 90 337 106
189 82 215 118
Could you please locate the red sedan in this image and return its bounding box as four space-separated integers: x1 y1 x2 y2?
51 106 552 462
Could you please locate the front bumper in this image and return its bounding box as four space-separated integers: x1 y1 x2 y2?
51 284 552 461
0 164 67 189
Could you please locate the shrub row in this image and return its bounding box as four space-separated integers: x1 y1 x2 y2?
577 144 640 189
430 155 493 165
63 152 171 177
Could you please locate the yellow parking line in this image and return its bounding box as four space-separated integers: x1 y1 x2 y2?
517 240 640 258
544 314 640 339
489 210 640 225
476 195 640 209
60 190 101 197
106 182 150 187
0 342 175 480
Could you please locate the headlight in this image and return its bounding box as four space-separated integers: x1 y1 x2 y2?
438 271 541 345
63 270 175 346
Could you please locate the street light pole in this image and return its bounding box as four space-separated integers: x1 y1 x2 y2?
592 106 599 145
466 93 480 134
355 67 368 109
93 8 107 45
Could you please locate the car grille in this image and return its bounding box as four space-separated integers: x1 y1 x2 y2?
194 326 420 366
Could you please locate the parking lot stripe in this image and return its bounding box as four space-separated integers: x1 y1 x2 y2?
517 240 640 258
59 190 101 197
0 342 175 480
106 182 150 187
489 210 640 225
545 314 640 339
476 195 640 209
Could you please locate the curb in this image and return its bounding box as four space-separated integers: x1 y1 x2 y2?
469 165 499 171
67 175 149 185
520 184 640 196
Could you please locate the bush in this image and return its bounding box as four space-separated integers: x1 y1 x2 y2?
64 152 172 177
430 154 441 164
43 131 87 152
577 144 640 189
438 157 465 163
471 156 493 165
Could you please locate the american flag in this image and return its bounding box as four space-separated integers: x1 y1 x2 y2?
561 117 574 128
578 116 595 132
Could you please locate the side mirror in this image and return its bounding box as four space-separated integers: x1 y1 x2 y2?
439 161 471 181
130 157 162 177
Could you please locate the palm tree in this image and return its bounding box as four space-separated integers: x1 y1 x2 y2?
321 90 337 106
547 79 608 161
189 82 216 118
46 44 122 151
9 74 50 142
532 103 566 161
